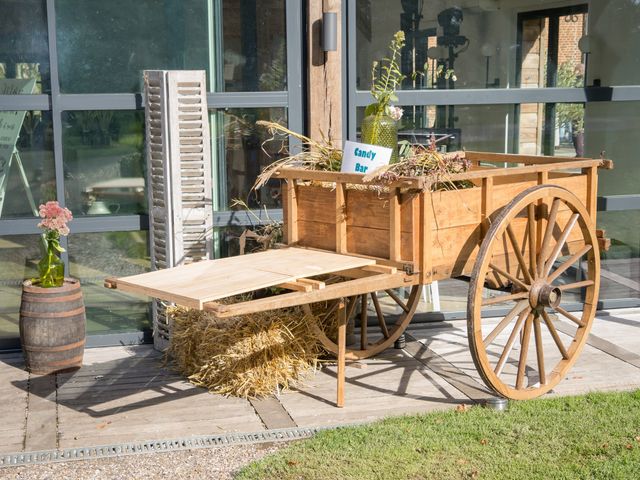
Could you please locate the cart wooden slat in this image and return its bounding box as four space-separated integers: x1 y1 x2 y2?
109 247 377 309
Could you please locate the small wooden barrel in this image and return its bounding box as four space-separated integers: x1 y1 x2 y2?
20 278 86 375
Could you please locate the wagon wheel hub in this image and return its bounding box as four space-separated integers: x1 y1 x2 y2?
529 281 562 310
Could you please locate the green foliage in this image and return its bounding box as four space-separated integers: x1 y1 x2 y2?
238 390 640 480
556 62 585 134
367 31 406 117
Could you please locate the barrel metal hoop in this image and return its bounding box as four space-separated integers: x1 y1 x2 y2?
21 292 84 303
23 339 86 353
20 306 86 319
28 353 84 369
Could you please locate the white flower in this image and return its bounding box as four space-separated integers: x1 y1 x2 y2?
451 74 458 82
388 106 404 121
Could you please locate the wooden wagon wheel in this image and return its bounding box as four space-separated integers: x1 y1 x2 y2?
468 185 600 400
303 285 421 360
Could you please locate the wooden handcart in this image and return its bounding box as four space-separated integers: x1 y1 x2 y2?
106 151 612 406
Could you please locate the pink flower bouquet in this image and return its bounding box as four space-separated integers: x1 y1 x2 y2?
36 201 73 287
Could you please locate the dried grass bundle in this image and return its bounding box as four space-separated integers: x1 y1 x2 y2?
166 305 324 399
254 120 342 190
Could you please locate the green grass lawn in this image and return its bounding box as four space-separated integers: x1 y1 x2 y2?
237 390 640 480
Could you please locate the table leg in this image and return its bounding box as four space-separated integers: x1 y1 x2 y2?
337 300 346 408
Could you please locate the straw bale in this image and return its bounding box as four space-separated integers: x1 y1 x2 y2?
166 305 325 399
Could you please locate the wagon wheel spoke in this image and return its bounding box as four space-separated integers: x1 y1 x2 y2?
482 291 528 306
547 245 592 283
321 299 340 321
360 294 368 350
370 292 389 339
384 289 409 313
483 300 529 347
345 295 359 320
494 308 529 377
515 313 534 389
554 305 586 327
542 213 579 278
557 280 594 291
541 309 569 359
537 198 561 276
533 313 546 385
488 263 529 291
506 225 534 285
527 203 537 279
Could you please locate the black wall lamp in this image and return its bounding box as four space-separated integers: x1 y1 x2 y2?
322 12 338 51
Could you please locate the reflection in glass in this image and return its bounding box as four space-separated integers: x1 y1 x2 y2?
0 0 49 93
357 104 512 153
597 211 640 301
62 111 146 216
56 0 209 93
68 232 151 334
0 111 55 218
0 235 41 339
214 108 287 210
355 1 602 91
222 0 287 91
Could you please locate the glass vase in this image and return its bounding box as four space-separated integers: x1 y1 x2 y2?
38 238 65 288
360 113 399 163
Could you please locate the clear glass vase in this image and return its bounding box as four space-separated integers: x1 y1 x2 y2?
38 236 65 288
360 113 399 163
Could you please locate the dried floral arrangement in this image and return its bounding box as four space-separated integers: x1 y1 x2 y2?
364 135 472 190
253 120 471 192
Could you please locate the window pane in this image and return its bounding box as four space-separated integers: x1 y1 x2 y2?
0 235 40 339
62 110 146 216
68 231 151 335
596 211 639 301
0 0 49 94
222 0 287 91
355 1 640 91
214 107 287 210
0 110 55 218
56 0 210 93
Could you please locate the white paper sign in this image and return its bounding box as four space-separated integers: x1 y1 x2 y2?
340 140 392 174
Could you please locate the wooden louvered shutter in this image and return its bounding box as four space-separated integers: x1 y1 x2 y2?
143 70 214 350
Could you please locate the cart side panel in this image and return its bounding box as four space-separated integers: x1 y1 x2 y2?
282 171 589 281
428 172 589 280
289 184 418 264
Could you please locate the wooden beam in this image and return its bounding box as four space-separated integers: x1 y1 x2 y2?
297 278 326 289
390 188 401 262
278 281 313 292
335 182 347 254
308 0 342 145
583 165 598 219
362 264 397 274
285 179 298 244
336 300 346 408
204 272 412 318
465 151 612 168
420 192 433 284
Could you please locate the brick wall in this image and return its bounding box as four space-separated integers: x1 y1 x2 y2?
557 13 586 67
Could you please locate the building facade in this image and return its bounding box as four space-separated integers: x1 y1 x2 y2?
0 0 638 349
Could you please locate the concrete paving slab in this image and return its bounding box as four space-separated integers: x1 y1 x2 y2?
0 307 638 458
